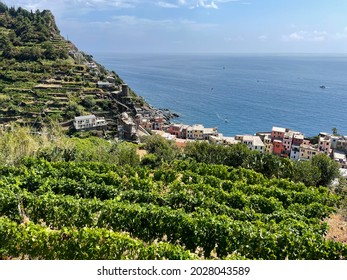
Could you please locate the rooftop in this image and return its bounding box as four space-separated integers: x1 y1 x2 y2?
188 124 205 131
272 126 286 133
74 115 96 121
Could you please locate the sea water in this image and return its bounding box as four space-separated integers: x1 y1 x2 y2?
93 53 347 137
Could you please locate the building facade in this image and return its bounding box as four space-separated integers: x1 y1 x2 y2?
73 115 107 130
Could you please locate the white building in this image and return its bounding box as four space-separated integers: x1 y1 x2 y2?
333 151 347 169
209 134 240 145
237 135 265 153
73 115 107 130
202 127 219 140
290 145 300 161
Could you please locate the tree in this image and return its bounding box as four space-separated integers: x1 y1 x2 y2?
64 101 85 119
185 141 228 164
332 127 338 136
311 153 340 186
0 2 8 13
110 141 140 167
184 141 251 167
0 35 11 49
143 134 179 163
82 96 96 109
16 46 42 61
42 41 58 60
244 152 293 179
292 160 321 187
224 143 251 167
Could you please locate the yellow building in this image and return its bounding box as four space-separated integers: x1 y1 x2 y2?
299 144 320 160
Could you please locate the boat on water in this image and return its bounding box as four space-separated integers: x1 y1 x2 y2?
320 85 326 89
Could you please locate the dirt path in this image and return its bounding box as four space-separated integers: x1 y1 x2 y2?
325 213 347 244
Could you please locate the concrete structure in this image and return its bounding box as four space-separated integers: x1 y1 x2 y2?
121 84 130 97
337 137 347 152
202 127 219 140
271 126 286 141
186 124 205 140
273 140 284 156
290 145 300 161
168 124 184 138
292 133 304 146
331 136 339 149
263 134 273 154
333 151 347 169
209 134 239 145
283 132 294 155
152 130 176 141
97 81 113 88
318 136 331 154
151 116 165 131
236 135 265 153
118 112 138 141
73 115 107 130
299 144 320 160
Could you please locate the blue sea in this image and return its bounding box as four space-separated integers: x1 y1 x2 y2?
93 53 347 137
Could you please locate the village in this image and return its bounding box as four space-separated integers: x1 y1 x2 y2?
73 92 347 171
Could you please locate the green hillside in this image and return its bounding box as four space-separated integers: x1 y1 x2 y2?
0 2 143 134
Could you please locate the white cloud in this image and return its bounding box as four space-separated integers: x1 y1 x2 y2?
177 0 240 9
258 35 268 41
157 1 179 8
224 36 244 42
282 31 305 41
282 30 329 42
310 30 327 42
112 15 173 26
109 15 217 31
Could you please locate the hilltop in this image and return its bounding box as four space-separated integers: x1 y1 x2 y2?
0 2 149 137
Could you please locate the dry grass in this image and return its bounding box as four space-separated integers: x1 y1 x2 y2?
325 213 347 244
136 149 148 159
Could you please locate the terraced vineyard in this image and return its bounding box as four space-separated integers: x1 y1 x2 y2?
1 158 346 260
0 4 143 132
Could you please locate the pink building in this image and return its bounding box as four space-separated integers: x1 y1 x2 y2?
271 126 286 141
292 134 304 146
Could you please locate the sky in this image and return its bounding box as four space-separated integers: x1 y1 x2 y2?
2 0 347 54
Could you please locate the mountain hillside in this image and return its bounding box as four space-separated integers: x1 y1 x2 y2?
0 2 145 136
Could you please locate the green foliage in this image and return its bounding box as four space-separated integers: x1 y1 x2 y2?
82 96 96 109
143 134 179 163
244 152 293 179
184 141 251 167
0 217 196 260
292 160 321 187
64 101 85 119
0 157 345 259
0 126 40 165
141 153 158 168
311 154 340 187
0 2 8 13
110 141 140 166
184 141 340 187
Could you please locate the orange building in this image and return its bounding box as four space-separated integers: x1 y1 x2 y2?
273 140 284 156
